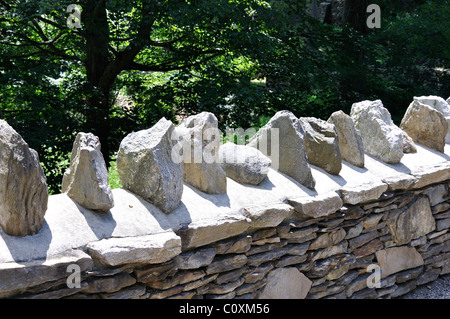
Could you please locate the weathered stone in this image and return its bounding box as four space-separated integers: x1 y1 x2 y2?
300 117 342 175
215 235 252 254
345 273 370 298
173 247 216 270
177 213 250 250
215 267 248 285
206 277 245 294
309 228 346 250
174 112 226 194
416 267 441 286
244 203 293 229
62 132 114 212
390 280 417 298
350 100 404 163
414 95 450 143
244 263 274 284
400 99 448 152
278 225 318 242
117 117 183 213
0 120 48 236
375 246 424 279
401 130 418 153
345 221 364 240
288 191 343 218
307 254 355 279
258 268 312 299
327 110 365 167
437 217 450 232
381 174 417 191
205 255 247 275
423 184 448 206
0 249 93 298
338 180 388 205
183 274 218 291
395 266 423 284
235 279 267 296
218 143 271 185
247 110 315 189
251 228 277 242
84 272 136 294
411 162 450 189
274 254 307 267
246 249 286 267
100 284 147 299
147 270 205 290
133 261 176 283
386 196 436 245
310 241 348 262
86 232 182 267
353 239 383 258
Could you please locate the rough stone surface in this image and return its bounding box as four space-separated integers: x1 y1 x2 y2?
117 117 183 213
174 112 226 194
375 247 424 278
338 180 388 205
350 100 404 164
386 196 436 245
400 99 448 153
219 143 271 185
300 117 342 175
62 132 114 212
288 191 343 218
258 267 312 299
414 95 450 143
244 203 293 229
0 120 48 236
247 110 315 189
327 110 365 167
86 232 182 266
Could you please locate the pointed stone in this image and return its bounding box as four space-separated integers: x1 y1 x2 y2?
117 118 183 213
350 100 404 164
174 112 227 194
327 110 365 167
414 95 450 143
0 120 48 236
248 110 315 189
62 132 114 212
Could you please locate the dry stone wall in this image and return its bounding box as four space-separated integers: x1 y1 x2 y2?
0 96 450 299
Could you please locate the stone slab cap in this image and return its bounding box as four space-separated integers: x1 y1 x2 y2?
62 132 114 212
288 191 343 218
0 120 48 236
243 202 293 229
86 232 182 267
176 211 250 250
375 246 424 279
0 249 92 298
410 162 450 189
338 180 388 205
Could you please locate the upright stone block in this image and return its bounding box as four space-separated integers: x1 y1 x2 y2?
0 120 48 236
62 132 114 212
350 100 404 164
414 95 450 143
247 110 315 189
117 118 183 214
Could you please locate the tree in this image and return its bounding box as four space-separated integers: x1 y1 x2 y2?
0 0 273 164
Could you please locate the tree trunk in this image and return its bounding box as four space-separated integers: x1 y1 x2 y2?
344 0 369 33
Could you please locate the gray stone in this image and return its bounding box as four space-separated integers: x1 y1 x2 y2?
247 110 315 189
86 232 182 266
214 235 252 254
401 131 417 153
117 117 183 213
218 143 271 185
174 112 227 194
338 180 388 205
0 120 48 236
84 272 136 294
243 203 293 229
205 255 247 275
258 268 312 299
350 100 404 164
386 196 436 245
309 228 347 250
300 117 342 175
288 191 343 218
437 217 450 232
423 184 448 206
62 132 114 212
173 247 216 270
327 110 365 167
414 95 450 143
400 99 448 152
375 246 424 278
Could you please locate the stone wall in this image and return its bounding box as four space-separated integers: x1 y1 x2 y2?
1 96 450 299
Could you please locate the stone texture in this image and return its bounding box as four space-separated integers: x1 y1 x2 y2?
375 247 424 278
338 180 388 205
288 191 343 218
0 120 48 236
400 99 448 152
243 203 293 229
173 247 216 270
86 232 182 266
117 117 183 213
62 132 114 212
411 162 450 189
218 143 271 185
300 117 342 174
327 110 365 167
386 196 436 246
247 110 315 189
414 95 450 143
205 255 247 275
258 268 312 299
174 112 226 194
350 100 404 164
